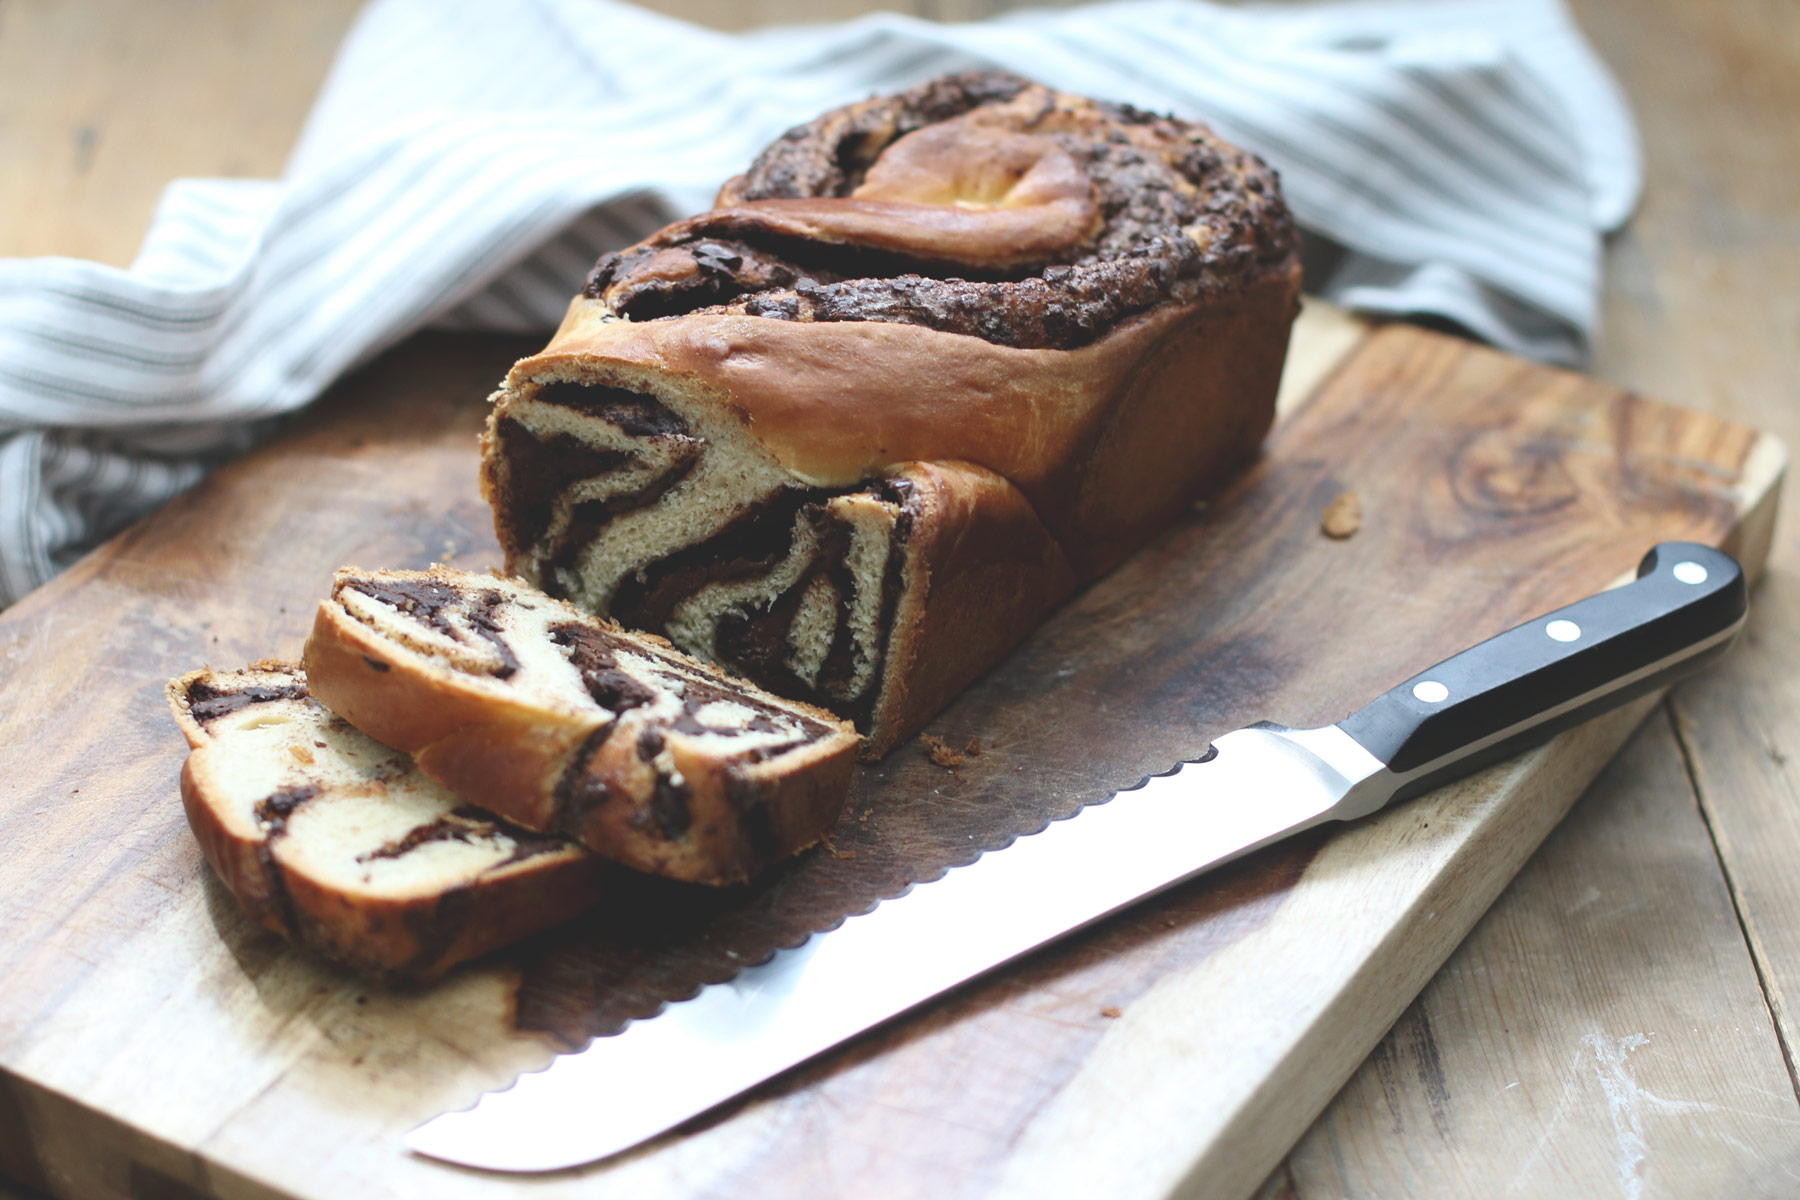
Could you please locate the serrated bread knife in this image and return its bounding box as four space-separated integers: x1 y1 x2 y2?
408 541 1747 1172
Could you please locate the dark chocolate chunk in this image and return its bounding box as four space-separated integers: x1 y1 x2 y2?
465 590 522 680
724 766 780 863
533 384 692 438
186 681 309 723
492 420 630 543
636 727 665 762
551 722 619 842
639 768 693 842
254 784 321 837
356 814 479 863
356 806 573 867
346 578 461 637
400 886 475 979
548 622 659 714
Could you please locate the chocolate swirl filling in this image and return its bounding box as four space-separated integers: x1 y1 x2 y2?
337 574 845 846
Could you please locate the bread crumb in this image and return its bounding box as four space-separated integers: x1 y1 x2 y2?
964 737 982 757
1321 490 1361 539
921 733 967 769
1100 1005 1123 1019
288 745 315 765
820 835 857 860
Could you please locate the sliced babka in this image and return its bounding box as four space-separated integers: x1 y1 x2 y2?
302 566 860 885
169 662 609 982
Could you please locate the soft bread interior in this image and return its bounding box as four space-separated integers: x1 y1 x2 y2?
329 569 844 762
486 380 910 723
501 370 793 616
182 666 584 899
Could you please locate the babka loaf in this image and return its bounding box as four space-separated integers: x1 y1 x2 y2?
481 72 1301 756
302 566 860 885
169 663 608 982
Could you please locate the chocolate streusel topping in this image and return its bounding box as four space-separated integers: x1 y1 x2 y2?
581 71 1296 351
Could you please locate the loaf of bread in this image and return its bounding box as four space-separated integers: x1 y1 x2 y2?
481 72 1301 756
168 662 608 982
302 566 860 885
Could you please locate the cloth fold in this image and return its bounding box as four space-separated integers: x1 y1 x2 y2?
0 0 1638 606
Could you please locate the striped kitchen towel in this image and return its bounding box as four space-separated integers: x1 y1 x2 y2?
0 0 1638 606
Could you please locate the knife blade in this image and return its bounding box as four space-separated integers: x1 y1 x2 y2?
407 541 1747 1172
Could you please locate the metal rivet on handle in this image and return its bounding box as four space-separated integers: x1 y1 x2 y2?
1413 680 1449 703
1673 561 1709 585
1546 619 1582 642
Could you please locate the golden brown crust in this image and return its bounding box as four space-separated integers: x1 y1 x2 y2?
1064 261 1297 577
299 613 584 814
648 119 1101 272
518 260 1295 578
860 461 1078 758
182 764 604 981
517 295 1185 493
302 568 861 885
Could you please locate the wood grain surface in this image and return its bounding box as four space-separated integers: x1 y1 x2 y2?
3 1 1799 1198
1268 709 1800 1199
0 312 1780 1200
1259 0 1800 1193
1576 0 1800 1181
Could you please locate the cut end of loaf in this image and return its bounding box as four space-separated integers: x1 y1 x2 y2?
484 378 919 743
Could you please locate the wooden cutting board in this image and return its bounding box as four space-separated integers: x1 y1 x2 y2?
0 306 1782 1200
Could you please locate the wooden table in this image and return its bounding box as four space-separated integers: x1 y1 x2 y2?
3 1 1797 1195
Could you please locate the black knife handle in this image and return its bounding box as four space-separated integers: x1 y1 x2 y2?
1339 542 1746 806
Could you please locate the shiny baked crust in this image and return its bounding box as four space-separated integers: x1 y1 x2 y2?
483 72 1301 756
588 72 1296 348
302 567 860 884
168 662 609 982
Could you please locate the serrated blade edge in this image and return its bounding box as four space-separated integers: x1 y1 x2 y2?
406 724 1382 1172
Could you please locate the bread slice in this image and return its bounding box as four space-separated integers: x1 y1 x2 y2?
302 567 860 885
169 662 609 982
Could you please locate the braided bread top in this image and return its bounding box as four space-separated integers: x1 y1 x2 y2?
582 72 1296 350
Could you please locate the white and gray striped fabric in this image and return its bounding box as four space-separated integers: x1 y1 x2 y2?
0 0 1638 607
